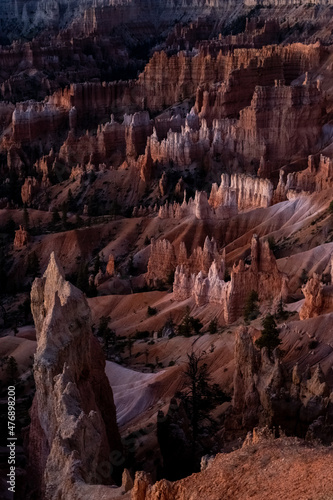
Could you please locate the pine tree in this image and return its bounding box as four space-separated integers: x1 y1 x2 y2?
67 189 75 212
208 317 218 335
61 202 68 228
23 205 29 229
244 290 259 322
51 208 60 226
6 356 18 383
93 254 101 275
178 351 230 454
300 269 309 285
76 262 89 293
27 251 40 277
97 316 115 358
178 307 203 337
127 337 134 358
255 314 281 354
276 296 287 320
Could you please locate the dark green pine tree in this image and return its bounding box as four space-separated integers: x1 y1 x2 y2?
76 262 89 293
244 290 259 322
6 356 18 384
23 205 29 229
255 314 281 354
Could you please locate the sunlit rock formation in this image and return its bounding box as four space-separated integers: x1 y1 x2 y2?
28 253 123 499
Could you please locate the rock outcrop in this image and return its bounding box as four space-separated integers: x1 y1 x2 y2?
146 236 224 286
28 253 123 499
230 326 333 441
21 177 40 206
300 273 333 320
131 431 333 500
14 225 30 249
276 155 333 201
174 235 288 324
209 173 274 212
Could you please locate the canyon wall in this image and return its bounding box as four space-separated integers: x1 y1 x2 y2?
139 43 323 112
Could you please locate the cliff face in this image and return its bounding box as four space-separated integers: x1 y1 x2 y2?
28 253 123 499
235 82 324 173
0 0 240 40
174 235 288 324
138 43 323 112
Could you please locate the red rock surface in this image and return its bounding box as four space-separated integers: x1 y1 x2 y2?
131 432 333 500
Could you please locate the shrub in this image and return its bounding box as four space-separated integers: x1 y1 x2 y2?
208 318 218 335
308 340 319 350
134 330 150 340
329 201 333 214
300 269 309 285
147 306 157 316
178 308 203 336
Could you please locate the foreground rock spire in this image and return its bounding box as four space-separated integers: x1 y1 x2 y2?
28 252 123 499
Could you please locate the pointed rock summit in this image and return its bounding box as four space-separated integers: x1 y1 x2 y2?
28 252 123 499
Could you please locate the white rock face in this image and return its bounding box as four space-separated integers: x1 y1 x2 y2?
209 173 274 211
159 172 272 221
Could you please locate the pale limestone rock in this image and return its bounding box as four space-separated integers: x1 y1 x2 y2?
28 253 123 499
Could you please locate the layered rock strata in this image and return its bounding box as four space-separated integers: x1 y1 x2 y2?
139 43 323 112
